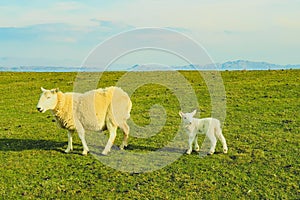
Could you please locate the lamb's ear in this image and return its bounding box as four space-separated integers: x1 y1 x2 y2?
41 87 46 92
179 111 183 117
191 109 197 116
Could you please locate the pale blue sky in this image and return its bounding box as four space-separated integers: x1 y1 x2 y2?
0 0 299 67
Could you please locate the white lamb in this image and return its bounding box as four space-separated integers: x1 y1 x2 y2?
179 110 228 155
37 87 132 155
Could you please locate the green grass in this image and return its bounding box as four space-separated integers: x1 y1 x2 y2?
0 70 299 199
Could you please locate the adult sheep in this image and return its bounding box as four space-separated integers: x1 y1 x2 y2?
37 86 132 155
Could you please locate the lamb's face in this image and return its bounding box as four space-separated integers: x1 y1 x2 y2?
179 110 197 125
37 87 59 113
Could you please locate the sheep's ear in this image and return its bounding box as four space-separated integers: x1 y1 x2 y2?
191 109 197 116
50 88 59 94
41 87 46 92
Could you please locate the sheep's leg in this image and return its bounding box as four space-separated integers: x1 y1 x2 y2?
207 128 217 155
186 132 196 155
194 135 200 152
78 130 89 156
119 122 129 150
102 123 117 155
65 130 73 153
76 123 89 156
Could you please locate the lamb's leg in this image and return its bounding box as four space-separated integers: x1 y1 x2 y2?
194 135 200 152
102 122 117 155
76 123 89 155
217 128 228 153
65 130 73 153
186 132 196 155
119 122 129 150
207 128 217 155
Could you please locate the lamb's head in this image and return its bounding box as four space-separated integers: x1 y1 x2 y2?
179 109 197 125
37 87 59 113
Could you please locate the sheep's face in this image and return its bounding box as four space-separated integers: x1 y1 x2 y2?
179 110 197 125
37 87 59 113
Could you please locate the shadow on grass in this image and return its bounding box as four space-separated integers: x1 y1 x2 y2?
126 144 185 154
89 144 186 155
0 138 66 152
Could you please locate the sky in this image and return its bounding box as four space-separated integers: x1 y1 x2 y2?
0 0 300 68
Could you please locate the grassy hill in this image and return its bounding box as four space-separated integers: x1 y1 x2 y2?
0 70 299 199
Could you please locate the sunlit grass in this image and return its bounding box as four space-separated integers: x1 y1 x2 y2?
0 70 299 199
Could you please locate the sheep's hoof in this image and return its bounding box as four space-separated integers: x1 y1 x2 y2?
195 147 200 152
65 149 71 153
119 144 127 150
101 151 108 156
208 151 214 155
223 148 228 154
82 150 89 156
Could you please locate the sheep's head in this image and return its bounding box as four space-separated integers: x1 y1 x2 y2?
179 109 197 125
37 87 59 113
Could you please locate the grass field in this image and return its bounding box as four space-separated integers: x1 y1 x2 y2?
0 70 299 199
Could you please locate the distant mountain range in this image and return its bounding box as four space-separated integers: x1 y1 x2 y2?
215 60 300 71
172 60 300 71
1 60 299 72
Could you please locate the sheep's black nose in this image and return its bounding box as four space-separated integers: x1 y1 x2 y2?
37 107 42 112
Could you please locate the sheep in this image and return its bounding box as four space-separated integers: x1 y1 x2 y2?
37 87 132 155
179 110 228 155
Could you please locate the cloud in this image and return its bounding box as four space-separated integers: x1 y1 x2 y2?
0 0 300 66
0 23 79 43
0 20 137 67
90 19 135 32
55 1 83 11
